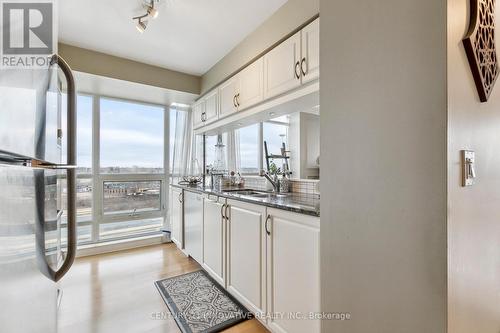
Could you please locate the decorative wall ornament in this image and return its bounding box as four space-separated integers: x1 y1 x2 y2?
463 0 499 102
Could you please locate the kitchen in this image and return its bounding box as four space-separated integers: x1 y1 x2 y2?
1 0 500 333
169 12 321 333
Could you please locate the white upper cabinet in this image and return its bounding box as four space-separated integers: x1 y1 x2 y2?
263 31 302 100
219 76 239 118
193 18 319 129
204 89 219 125
192 100 205 129
237 57 264 110
301 18 320 84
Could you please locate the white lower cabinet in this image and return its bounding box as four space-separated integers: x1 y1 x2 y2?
192 191 320 333
226 199 267 316
169 186 184 249
202 195 226 286
266 208 320 333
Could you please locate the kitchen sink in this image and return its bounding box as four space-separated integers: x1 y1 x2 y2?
223 189 290 199
223 189 269 196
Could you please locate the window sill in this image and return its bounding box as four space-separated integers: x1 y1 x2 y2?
76 233 168 258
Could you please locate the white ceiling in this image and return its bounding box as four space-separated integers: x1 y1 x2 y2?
59 0 287 76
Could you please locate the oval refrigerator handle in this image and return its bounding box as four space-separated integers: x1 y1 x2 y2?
52 54 77 282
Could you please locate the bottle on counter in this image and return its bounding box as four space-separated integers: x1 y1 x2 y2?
280 172 290 193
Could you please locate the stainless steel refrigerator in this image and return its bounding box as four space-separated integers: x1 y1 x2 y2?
0 55 76 333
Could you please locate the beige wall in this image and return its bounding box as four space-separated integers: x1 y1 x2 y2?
59 43 200 95
448 0 500 332
200 0 319 94
320 0 448 332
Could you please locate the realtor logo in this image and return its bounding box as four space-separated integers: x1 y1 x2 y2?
1 1 56 68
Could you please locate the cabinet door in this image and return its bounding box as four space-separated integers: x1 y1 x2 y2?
237 57 264 110
184 191 203 263
263 31 302 100
301 18 320 84
219 76 239 118
204 90 219 125
170 187 184 249
192 101 205 129
203 196 225 286
226 200 266 316
267 209 320 333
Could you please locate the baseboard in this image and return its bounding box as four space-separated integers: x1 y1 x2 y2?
76 234 169 258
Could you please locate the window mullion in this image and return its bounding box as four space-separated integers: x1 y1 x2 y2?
91 95 101 243
258 122 264 172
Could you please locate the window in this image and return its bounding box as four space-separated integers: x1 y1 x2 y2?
237 124 259 174
103 181 161 215
263 118 289 171
205 134 227 172
169 109 177 173
100 98 164 174
61 95 93 244
98 98 166 240
62 94 168 246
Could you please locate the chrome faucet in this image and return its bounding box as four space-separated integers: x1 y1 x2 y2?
259 170 279 192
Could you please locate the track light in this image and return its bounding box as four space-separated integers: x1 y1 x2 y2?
132 1 159 33
136 18 147 33
147 1 159 19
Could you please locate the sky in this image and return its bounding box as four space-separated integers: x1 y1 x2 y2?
100 98 164 170
63 95 164 171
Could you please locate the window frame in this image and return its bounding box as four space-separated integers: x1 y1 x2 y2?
62 92 169 245
230 119 290 176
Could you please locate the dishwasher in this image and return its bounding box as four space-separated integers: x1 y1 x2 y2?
183 191 203 263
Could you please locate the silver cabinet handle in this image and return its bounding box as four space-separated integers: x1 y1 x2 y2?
225 204 230 222
221 203 226 220
236 93 240 107
233 95 237 108
178 192 183 203
301 58 307 76
295 61 301 79
265 214 271 235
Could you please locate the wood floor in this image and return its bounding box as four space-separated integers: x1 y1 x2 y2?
58 243 269 333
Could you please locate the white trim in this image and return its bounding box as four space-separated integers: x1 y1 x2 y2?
91 94 100 242
76 234 168 258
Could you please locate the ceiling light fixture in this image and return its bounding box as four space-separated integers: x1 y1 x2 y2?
133 0 159 33
147 1 159 19
135 18 147 33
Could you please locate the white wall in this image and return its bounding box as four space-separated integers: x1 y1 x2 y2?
320 0 448 332
448 0 500 331
201 0 319 93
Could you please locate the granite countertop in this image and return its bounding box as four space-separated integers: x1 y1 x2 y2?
171 183 320 217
